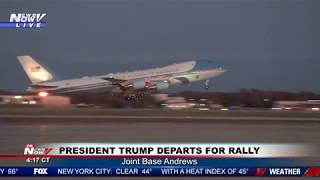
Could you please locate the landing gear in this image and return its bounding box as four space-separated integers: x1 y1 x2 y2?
125 91 147 102
204 80 210 90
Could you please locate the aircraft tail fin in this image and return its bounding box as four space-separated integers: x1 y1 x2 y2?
17 55 53 84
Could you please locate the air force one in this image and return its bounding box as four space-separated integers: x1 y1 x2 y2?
17 56 226 101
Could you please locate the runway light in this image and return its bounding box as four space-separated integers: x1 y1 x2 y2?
14 95 22 99
21 101 28 104
220 108 229 111
311 107 320 111
271 107 282 110
198 108 209 111
38 91 48 97
29 100 37 104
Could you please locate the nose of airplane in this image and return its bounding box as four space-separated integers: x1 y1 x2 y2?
218 67 226 73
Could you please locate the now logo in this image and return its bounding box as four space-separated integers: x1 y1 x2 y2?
10 13 46 22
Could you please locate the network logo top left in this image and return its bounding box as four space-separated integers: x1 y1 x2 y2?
0 13 46 28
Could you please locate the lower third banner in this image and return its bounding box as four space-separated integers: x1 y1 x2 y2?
0 167 319 176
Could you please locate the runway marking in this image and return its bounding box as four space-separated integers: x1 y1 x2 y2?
0 114 320 122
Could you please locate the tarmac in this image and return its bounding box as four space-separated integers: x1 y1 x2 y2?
0 108 319 179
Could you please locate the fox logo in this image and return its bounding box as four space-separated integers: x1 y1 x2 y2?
24 144 52 155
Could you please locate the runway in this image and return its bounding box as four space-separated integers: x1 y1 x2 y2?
1 114 320 123
0 108 319 179
0 109 319 153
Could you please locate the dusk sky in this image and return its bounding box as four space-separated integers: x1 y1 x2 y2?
0 0 319 92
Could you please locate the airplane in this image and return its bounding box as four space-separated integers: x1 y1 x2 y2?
17 55 226 101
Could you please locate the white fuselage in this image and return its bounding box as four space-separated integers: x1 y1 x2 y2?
28 60 226 93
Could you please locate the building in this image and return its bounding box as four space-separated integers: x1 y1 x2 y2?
272 100 320 111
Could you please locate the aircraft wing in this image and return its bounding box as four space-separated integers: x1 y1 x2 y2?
102 77 127 85
102 76 171 90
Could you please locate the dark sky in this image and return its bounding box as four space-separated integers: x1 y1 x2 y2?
0 0 319 92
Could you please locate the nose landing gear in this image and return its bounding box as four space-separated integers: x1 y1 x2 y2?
204 80 210 90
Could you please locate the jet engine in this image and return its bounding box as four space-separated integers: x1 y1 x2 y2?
132 78 146 89
155 82 169 90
